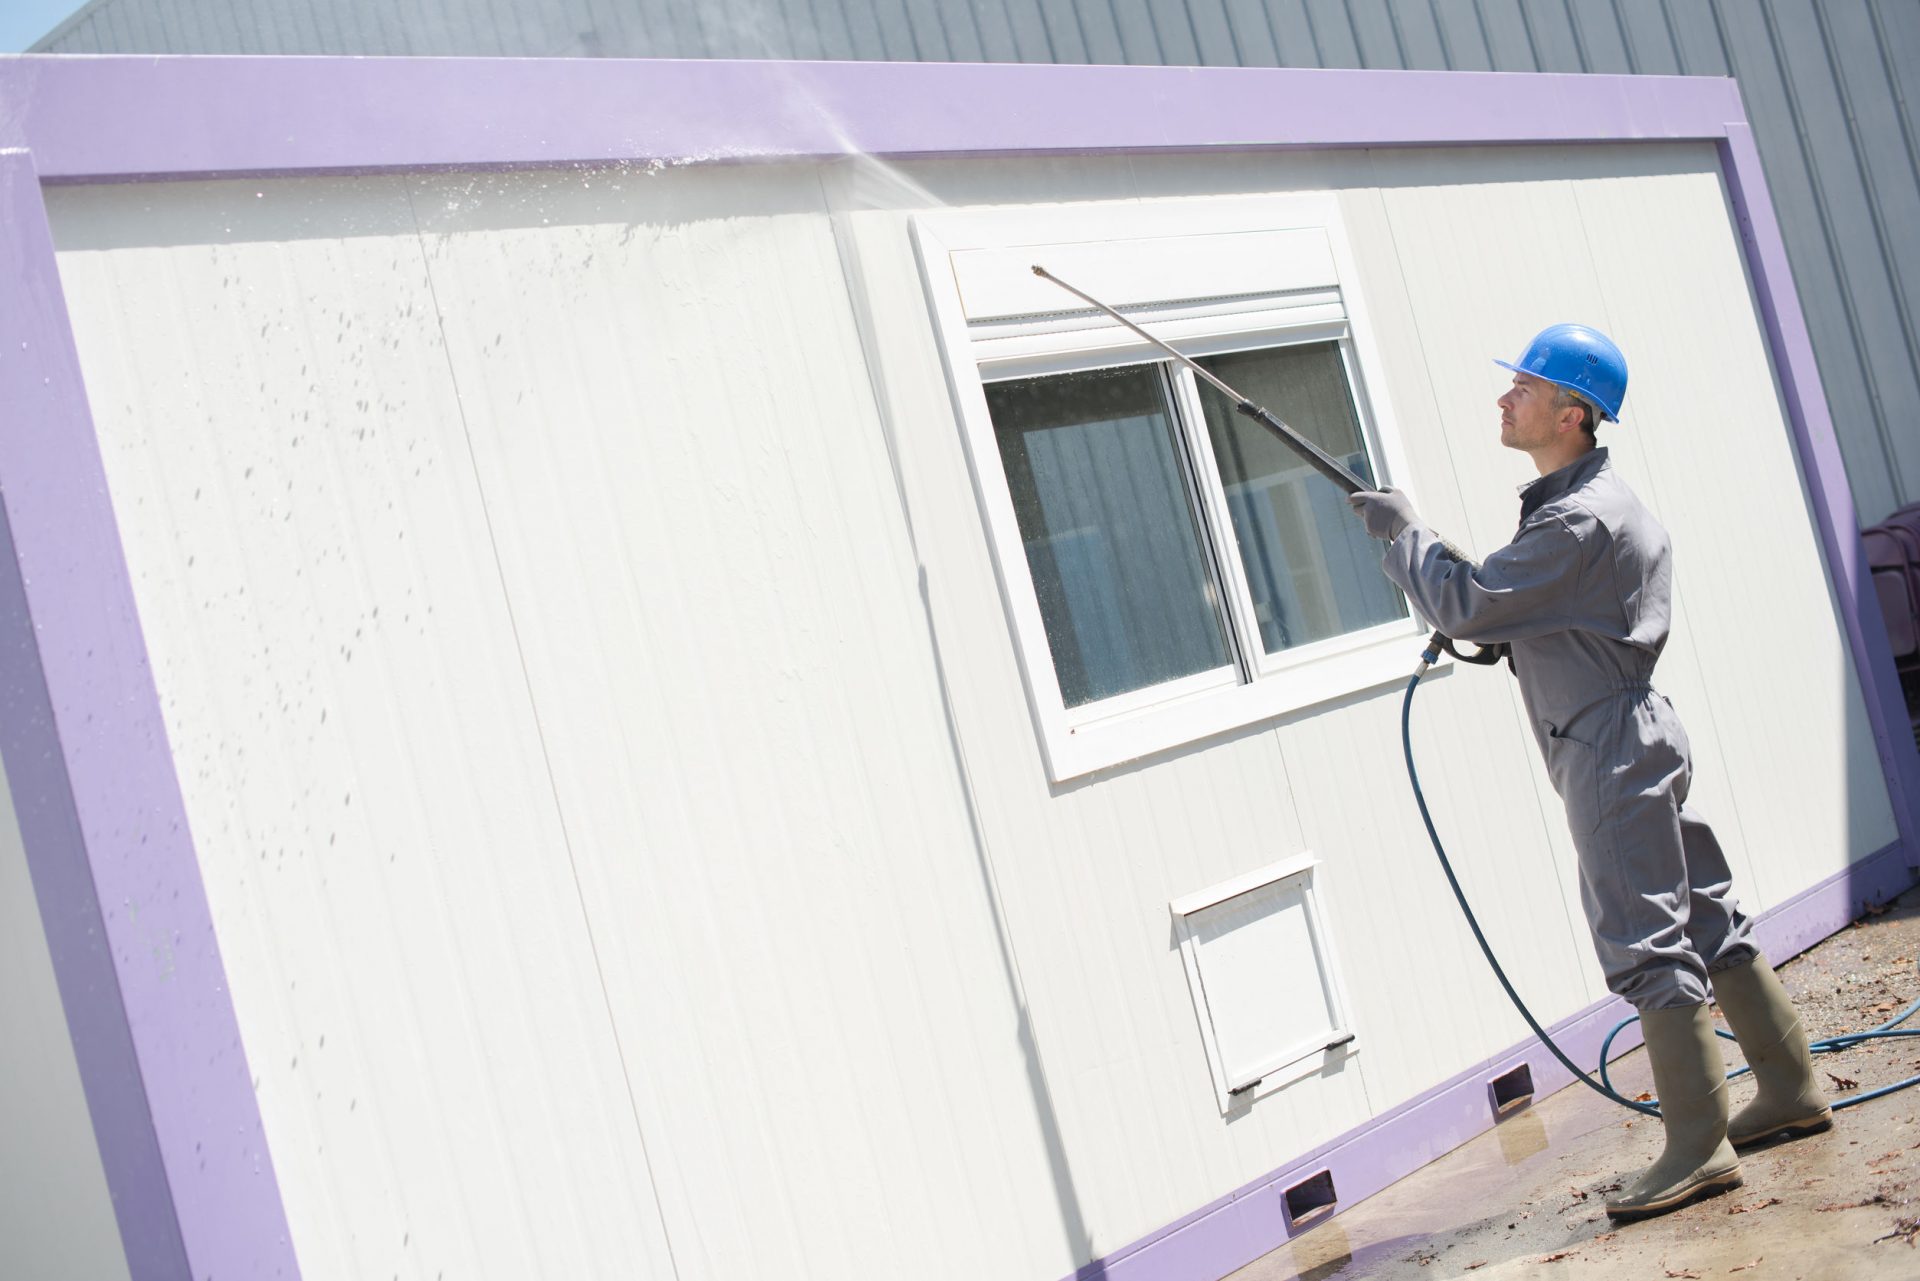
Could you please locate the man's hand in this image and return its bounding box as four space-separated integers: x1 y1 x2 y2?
1348 487 1418 542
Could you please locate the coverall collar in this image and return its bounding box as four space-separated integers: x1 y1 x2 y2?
1518 446 1610 521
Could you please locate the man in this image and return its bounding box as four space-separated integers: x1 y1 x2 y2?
1348 325 1831 1220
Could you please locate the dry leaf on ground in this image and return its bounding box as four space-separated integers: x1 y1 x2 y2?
1727 1197 1782 1215
1818 1194 1890 1211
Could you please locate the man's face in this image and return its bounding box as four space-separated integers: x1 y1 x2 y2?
1497 373 1560 453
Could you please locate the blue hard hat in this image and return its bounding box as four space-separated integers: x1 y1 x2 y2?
1494 324 1628 422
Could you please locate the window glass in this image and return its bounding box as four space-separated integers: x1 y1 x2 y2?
986 366 1232 708
1194 345 1407 654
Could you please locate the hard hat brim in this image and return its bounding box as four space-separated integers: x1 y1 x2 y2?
1492 359 1620 422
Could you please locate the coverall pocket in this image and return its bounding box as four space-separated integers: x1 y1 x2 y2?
1544 725 1604 837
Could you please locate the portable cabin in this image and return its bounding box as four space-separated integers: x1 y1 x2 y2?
1 55 1914 1281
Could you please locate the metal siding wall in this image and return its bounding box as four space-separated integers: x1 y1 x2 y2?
1071 0 1129 64
1218 0 1279 65
1518 0 1583 70
1475 0 1543 69
1032 0 1086 62
47 176 686 1281
1387 0 1449 68
46 166 1086 1281
1428 0 1492 70
401 163 1078 1280
1779 0 1920 520
1298 0 1361 65
1608 0 1681 76
867 0 921 60
1344 0 1403 69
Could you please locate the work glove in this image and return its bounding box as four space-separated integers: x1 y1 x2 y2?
1347 487 1418 542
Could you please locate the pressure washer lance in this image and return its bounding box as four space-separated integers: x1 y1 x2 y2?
1032 264 1920 1119
1029 264 1503 668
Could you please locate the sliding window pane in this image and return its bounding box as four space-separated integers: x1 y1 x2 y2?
986 367 1232 708
1194 345 1407 654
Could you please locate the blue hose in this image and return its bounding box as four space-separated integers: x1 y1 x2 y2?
1401 663 1920 1117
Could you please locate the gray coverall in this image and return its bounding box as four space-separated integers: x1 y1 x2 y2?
1383 447 1756 1010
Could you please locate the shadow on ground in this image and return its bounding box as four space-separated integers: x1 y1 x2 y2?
1229 888 1920 1280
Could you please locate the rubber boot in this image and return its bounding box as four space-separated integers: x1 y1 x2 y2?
1605 1004 1743 1220
1712 955 1833 1148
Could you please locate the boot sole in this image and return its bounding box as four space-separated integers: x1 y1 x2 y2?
1730 1110 1833 1150
1605 1168 1743 1221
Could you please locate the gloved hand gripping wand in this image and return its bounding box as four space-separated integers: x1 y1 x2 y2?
1030 265 1504 667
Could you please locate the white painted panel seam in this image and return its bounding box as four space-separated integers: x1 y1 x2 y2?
393 175 685 1280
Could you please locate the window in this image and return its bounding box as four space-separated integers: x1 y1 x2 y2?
1191 345 1406 655
1170 855 1354 1111
985 364 1234 710
916 199 1429 779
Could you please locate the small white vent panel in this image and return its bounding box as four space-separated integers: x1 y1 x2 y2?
1171 854 1352 1111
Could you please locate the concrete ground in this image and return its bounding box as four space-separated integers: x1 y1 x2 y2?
1229 886 1920 1281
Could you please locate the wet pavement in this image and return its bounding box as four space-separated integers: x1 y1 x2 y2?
1229 887 1920 1281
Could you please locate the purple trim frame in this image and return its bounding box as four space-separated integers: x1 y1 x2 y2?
3 58 1742 180
0 149 198 1280
0 54 1913 1281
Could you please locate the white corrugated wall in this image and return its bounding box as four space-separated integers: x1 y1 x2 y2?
42 139 1895 1279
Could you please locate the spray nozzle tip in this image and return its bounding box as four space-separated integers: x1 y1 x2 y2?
1031 264 1048 277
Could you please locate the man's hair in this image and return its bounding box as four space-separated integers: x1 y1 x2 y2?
1553 385 1599 442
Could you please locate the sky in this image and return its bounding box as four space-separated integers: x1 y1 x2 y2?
1 0 89 52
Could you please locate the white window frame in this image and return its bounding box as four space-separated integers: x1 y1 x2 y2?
914 196 1437 781
1169 853 1355 1113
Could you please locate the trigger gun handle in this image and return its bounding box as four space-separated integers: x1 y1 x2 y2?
1429 629 1509 666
